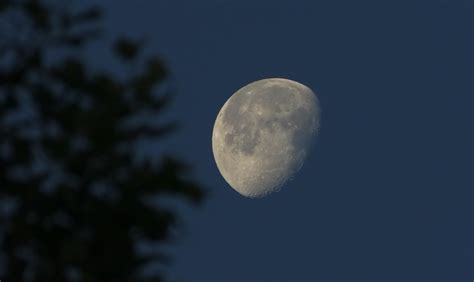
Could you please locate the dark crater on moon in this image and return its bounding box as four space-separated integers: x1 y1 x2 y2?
221 84 313 156
288 107 313 150
222 91 261 155
224 122 260 155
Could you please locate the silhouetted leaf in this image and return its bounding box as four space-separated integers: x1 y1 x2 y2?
0 1 11 13
133 56 168 97
71 6 102 23
56 29 101 47
60 6 102 30
23 0 50 30
50 58 86 88
121 122 178 140
114 38 141 61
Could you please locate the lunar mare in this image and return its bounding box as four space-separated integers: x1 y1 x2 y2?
212 78 320 198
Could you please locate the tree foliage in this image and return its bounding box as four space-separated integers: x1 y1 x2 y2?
0 1 204 281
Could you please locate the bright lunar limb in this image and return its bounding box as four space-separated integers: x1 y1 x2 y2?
212 78 320 198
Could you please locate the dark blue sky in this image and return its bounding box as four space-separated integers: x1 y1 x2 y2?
87 0 472 280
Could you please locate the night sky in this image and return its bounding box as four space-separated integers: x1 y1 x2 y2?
86 0 472 280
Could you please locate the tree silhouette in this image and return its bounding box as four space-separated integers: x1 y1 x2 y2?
0 1 205 281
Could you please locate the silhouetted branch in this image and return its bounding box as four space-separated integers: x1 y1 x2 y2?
0 1 205 281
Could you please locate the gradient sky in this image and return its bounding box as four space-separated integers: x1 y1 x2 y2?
85 0 472 280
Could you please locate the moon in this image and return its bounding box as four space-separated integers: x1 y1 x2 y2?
212 78 320 198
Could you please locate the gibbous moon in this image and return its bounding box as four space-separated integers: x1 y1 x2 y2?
212 78 320 198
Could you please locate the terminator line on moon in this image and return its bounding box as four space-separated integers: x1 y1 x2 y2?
212 78 320 198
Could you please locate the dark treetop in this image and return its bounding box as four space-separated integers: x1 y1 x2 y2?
0 1 205 281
